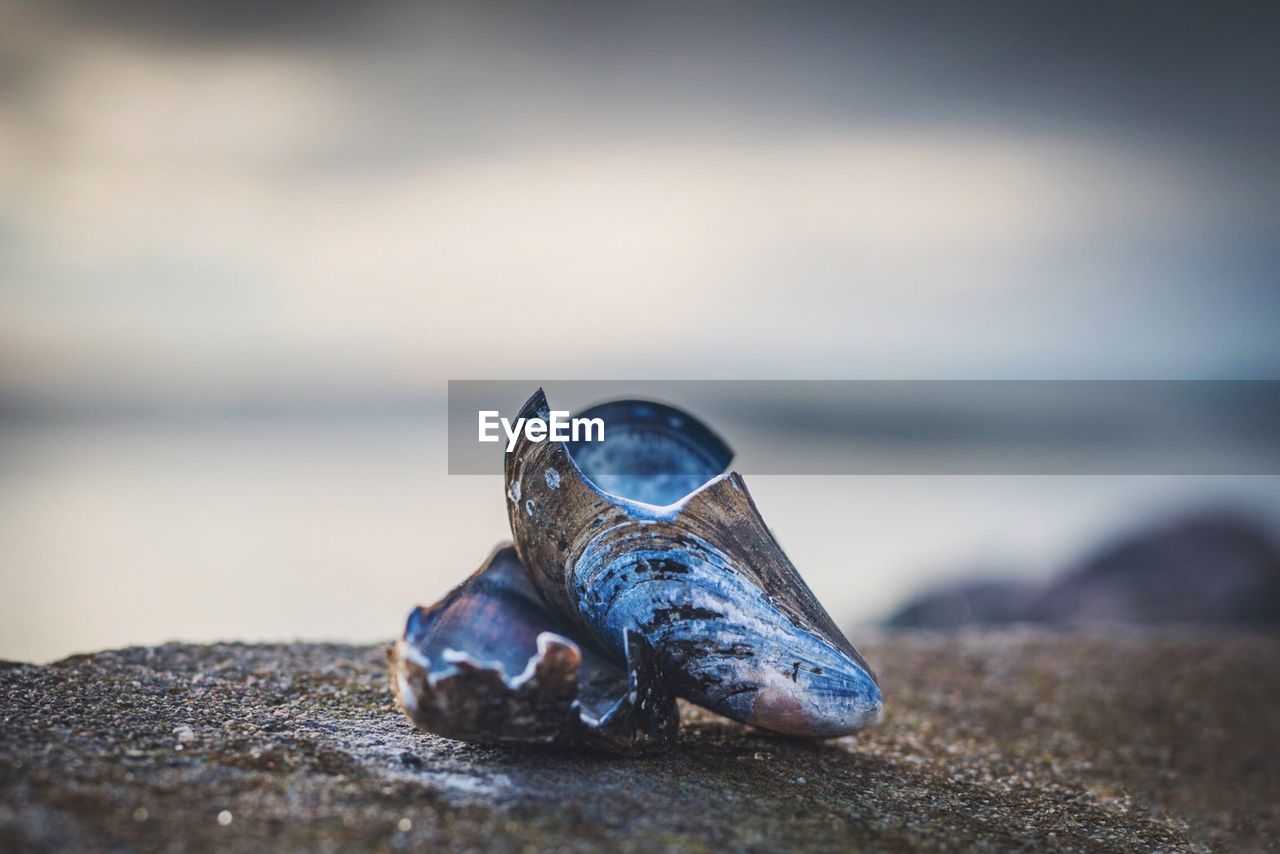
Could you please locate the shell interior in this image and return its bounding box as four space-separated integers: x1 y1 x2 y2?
565 398 733 506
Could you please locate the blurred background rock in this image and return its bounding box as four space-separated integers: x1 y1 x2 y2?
887 510 1280 628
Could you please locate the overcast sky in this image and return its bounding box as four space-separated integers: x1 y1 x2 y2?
2 1 1278 409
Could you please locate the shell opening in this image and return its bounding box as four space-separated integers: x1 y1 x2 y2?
563 399 733 506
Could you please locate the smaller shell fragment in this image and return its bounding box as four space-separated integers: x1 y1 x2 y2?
390 544 677 754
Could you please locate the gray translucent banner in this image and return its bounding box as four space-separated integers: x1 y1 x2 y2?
448 380 1280 475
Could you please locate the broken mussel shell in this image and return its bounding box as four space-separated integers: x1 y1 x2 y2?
506 389 882 738
391 544 678 754
393 388 881 751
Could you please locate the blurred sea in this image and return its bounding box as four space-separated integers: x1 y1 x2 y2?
4 414 1277 663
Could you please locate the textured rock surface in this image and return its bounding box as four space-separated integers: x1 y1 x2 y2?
2 630 1276 851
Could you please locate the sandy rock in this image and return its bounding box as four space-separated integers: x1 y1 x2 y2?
2 631 1275 851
